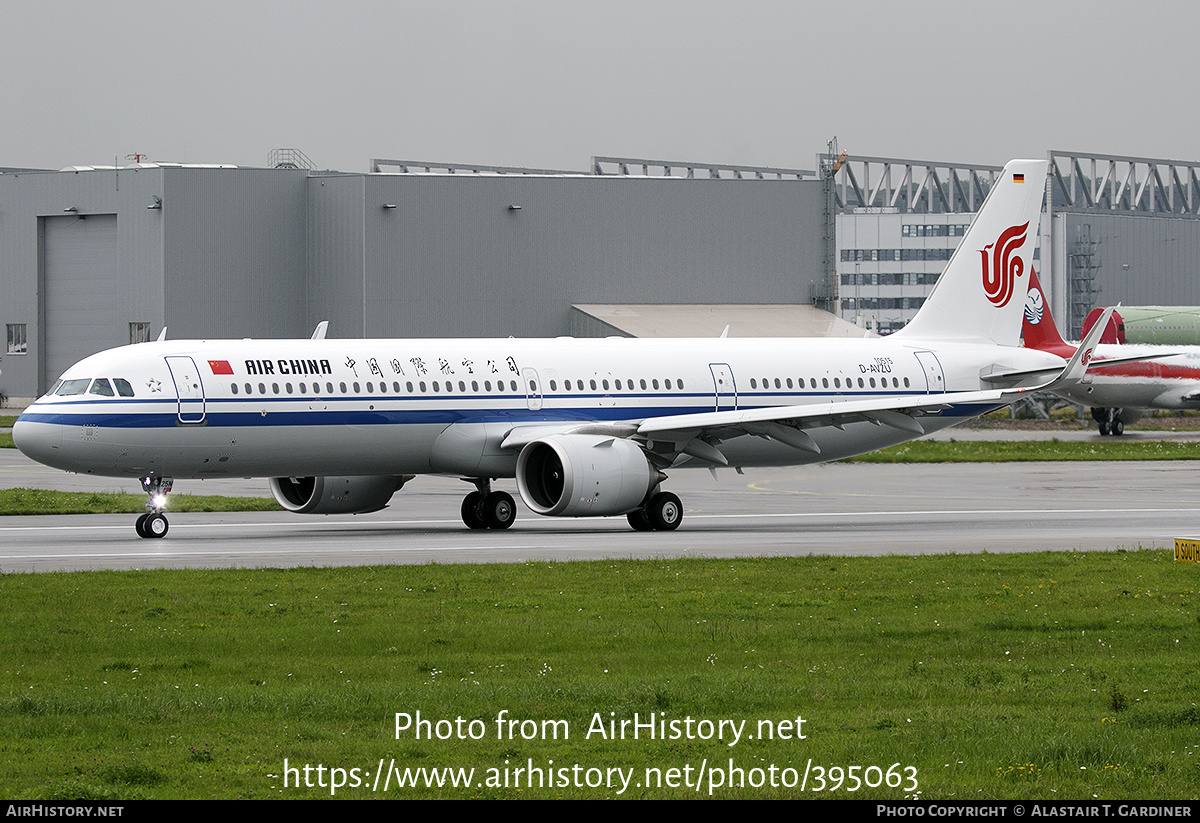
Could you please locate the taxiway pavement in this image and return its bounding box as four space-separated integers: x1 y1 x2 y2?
1 449 1196 572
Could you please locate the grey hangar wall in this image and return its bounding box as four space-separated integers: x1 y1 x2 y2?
0 166 825 402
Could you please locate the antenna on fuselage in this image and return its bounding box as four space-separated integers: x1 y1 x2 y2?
156 328 167 342
311 321 329 340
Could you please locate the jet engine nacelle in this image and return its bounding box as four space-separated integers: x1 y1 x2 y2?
516 434 658 517
270 475 406 515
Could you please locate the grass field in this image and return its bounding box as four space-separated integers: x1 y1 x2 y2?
0 488 279 516
2 415 1197 800
846 438 1200 462
1 551 1196 800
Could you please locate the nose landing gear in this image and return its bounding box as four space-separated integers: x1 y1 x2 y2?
135 476 174 538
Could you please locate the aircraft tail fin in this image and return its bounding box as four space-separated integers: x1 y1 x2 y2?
894 159 1048 347
1021 268 1074 356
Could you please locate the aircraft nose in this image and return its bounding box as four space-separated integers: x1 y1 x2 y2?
12 410 64 468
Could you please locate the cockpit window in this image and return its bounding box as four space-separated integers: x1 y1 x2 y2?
113 378 135 397
89 378 115 397
56 379 91 396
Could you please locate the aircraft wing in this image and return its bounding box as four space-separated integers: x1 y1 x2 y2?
500 323 1106 466
640 318 1105 459
633 386 1028 460
498 385 1034 466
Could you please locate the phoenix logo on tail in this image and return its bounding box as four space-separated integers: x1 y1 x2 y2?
1023 285 1044 326
981 222 1029 308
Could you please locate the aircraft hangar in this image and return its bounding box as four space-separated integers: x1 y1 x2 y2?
2 147 1199 405
0 154 825 404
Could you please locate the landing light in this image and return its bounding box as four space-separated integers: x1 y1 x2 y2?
152 494 167 509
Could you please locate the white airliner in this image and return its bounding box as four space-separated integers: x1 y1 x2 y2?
1023 268 1200 435
15 159 1092 538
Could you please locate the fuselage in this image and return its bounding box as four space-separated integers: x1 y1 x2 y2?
14 334 1064 481
1030 339 1200 410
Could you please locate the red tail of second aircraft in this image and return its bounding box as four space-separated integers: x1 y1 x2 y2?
1021 269 1075 357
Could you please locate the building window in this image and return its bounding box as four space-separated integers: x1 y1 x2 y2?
130 322 152 344
6 324 27 355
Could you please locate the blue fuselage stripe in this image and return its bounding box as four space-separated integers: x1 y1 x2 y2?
18 391 989 429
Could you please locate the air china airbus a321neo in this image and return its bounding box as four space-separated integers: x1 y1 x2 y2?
15 159 1097 539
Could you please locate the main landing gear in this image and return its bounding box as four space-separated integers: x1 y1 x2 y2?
626 491 683 531
458 481 684 531
1092 407 1125 436
460 480 517 530
135 476 173 538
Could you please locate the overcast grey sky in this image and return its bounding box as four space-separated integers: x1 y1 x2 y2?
2 0 1195 173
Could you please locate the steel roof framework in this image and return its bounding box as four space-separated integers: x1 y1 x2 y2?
1049 150 1200 218
829 156 1003 215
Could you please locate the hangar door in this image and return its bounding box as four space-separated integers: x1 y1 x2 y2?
41 215 123 392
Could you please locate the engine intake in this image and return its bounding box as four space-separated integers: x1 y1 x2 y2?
516 434 657 517
270 475 405 515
